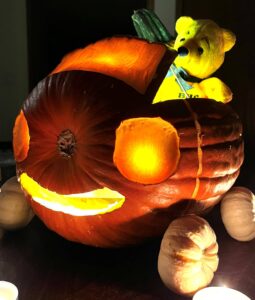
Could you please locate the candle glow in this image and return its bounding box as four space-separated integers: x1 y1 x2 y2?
193 287 250 300
0 281 18 300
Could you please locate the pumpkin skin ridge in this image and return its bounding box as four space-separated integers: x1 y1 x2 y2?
172 138 243 179
169 99 239 199
195 170 240 200
150 99 242 148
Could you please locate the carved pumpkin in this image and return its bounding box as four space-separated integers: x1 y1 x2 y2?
12 37 243 247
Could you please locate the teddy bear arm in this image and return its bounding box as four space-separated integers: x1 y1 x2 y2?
199 77 233 103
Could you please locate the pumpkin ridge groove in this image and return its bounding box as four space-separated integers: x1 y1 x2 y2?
182 99 203 199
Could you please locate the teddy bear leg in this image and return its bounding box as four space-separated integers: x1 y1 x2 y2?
199 77 233 103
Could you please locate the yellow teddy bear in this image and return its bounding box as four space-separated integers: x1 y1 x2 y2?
153 16 236 104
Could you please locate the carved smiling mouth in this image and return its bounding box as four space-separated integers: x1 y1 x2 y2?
20 173 125 216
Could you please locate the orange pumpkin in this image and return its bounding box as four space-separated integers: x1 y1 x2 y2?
12 37 243 247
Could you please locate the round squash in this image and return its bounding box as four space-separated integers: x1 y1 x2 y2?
12 37 243 247
0 176 34 230
158 215 219 296
221 186 255 241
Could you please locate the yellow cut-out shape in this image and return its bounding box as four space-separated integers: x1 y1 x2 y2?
20 173 125 216
114 117 180 185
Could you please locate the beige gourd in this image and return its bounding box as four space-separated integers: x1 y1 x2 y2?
221 186 255 241
158 215 219 296
0 176 34 230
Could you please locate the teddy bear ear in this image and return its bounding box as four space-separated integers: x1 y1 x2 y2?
175 16 194 34
222 29 236 52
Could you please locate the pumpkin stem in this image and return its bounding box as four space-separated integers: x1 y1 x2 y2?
57 129 76 158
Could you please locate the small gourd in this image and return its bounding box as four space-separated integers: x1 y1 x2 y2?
158 215 219 296
221 186 255 241
0 176 34 230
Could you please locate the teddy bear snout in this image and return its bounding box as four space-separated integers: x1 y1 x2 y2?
177 46 189 57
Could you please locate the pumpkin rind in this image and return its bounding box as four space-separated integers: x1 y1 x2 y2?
51 36 176 95
13 37 243 247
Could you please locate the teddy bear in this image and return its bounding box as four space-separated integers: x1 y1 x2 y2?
152 16 236 104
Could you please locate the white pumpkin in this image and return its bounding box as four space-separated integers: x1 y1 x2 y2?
220 186 255 241
0 176 34 230
157 215 218 296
